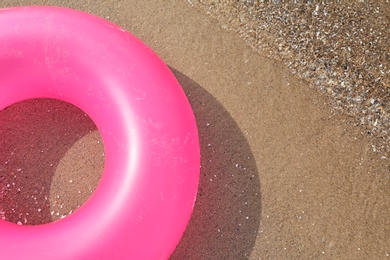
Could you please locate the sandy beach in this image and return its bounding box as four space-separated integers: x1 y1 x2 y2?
0 1 389 259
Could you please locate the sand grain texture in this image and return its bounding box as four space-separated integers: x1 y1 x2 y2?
0 1 389 259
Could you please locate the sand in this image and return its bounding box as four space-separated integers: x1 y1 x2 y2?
190 0 390 162
0 0 389 259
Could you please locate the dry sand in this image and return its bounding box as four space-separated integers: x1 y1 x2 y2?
0 1 389 259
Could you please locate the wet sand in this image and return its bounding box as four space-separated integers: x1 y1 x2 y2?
0 1 389 259
190 0 390 162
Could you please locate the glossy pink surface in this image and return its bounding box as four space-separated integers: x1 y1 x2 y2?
0 6 199 259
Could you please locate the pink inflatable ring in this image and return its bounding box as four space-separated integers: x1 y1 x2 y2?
0 6 199 259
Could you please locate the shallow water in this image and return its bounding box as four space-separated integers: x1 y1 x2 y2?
188 0 390 160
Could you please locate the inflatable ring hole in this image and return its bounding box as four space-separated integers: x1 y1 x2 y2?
0 98 105 226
